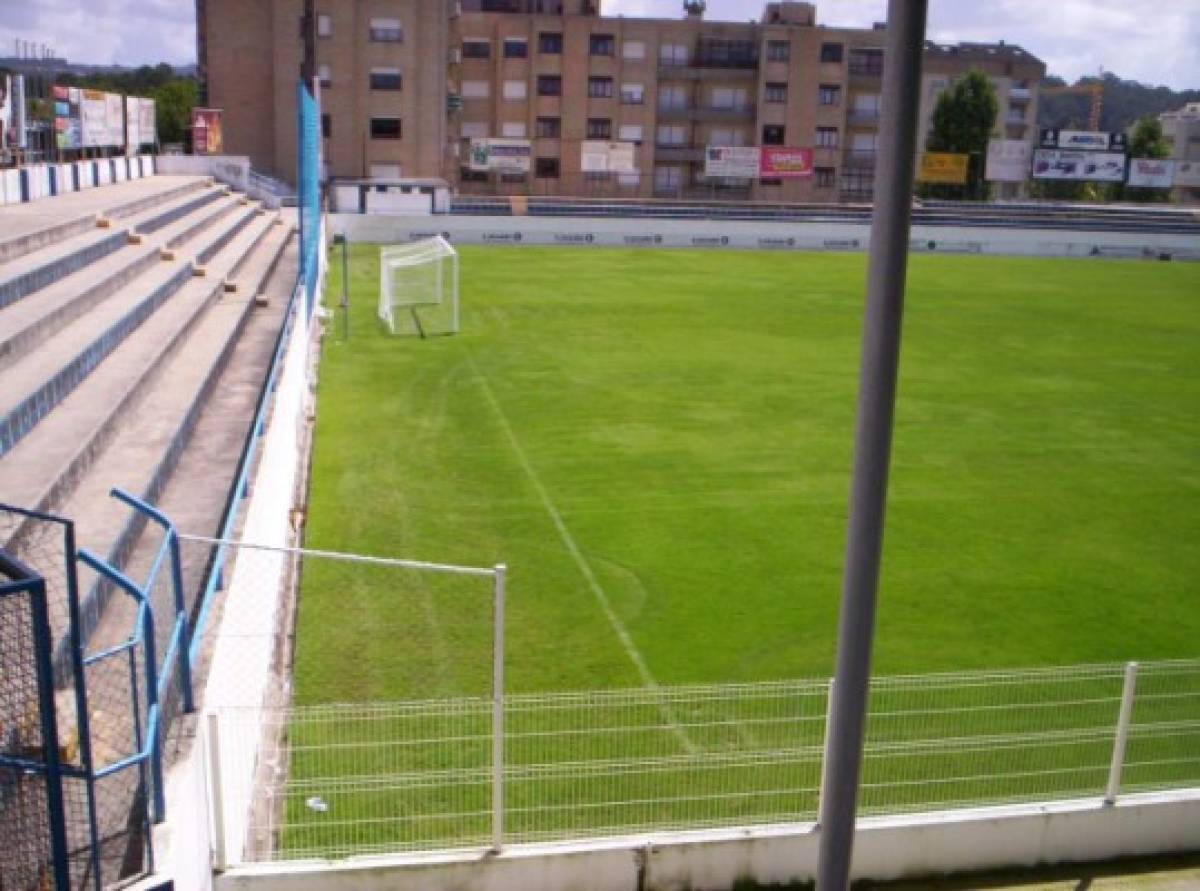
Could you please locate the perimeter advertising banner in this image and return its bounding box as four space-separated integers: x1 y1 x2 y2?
581 140 637 174
705 146 760 178
985 139 1031 182
918 152 970 185
1174 160 1200 188
1039 128 1128 152
760 146 814 178
192 107 224 155
468 138 531 173
1126 158 1174 188
1032 149 1126 182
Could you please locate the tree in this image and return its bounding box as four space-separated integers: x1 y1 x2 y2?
924 69 998 201
1110 116 1171 203
154 78 198 146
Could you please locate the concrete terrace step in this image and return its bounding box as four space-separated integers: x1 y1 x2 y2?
71 220 296 651
0 209 280 521
0 183 226 311
0 192 244 373
0 176 215 266
0 203 267 458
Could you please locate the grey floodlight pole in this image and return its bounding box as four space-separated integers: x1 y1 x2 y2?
817 1 928 889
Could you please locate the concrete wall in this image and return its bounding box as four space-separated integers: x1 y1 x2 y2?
0 156 156 206
330 212 1200 261
216 791 1200 891
156 154 252 191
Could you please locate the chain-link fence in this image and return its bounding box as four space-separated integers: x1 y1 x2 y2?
212 656 1199 864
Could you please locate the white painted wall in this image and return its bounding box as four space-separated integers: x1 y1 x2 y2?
156 154 252 191
330 213 1200 261
217 791 1200 891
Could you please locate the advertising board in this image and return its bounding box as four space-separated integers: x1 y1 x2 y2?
192 107 225 155
759 147 813 178
1126 158 1174 188
1032 149 1126 182
918 152 969 185
705 146 760 178
581 141 637 174
1173 160 1200 188
1039 128 1127 152
468 138 531 173
985 139 1031 182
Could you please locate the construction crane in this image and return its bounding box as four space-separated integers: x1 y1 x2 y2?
1042 75 1104 131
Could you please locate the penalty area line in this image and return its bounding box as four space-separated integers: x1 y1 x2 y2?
466 353 697 754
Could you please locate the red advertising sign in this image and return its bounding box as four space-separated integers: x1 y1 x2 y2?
760 147 814 178
191 107 224 155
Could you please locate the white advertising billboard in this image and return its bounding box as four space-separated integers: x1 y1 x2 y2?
81 89 126 147
985 139 1031 182
468 138 531 173
125 96 157 148
1173 160 1200 188
581 141 637 174
704 146 760 178
1032 149 1126 182
1127 158 1174 188
139 98 156 145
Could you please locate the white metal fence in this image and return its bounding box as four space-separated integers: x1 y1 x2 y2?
208 656 1200 864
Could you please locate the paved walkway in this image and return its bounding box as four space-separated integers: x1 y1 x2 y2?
861 854 1200 890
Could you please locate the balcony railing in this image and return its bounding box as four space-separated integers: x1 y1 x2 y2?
657 104 756 123
654 145 706 163
1009 87 1032 101
846 108 880 127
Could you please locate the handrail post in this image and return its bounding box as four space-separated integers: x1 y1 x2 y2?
1105 661 1139 805
207 712 228 870
491 564 507 854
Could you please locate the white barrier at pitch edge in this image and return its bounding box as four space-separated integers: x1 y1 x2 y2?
331 213 1200 261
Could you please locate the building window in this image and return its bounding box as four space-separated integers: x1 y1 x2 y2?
462 80 490 99
767 40 790 63
851 131 878 151
761 178 782 187
848 47 884 78
317 63 332 88
462 39 491 59
709 128 742 147
461 121 489 138
321 113 331 139
537 75 562 96
815 167 836 188
840 167 874 197
369 68 402 91
588 76 614 99
620 83 645 105
590 34 615 56
655 165 683 190
369 17 403 42
502 122 527 138
765 82 787 103
762 124 785 145
500 172 527 184
657 124 686 146
618 124 643 142
623 40 646 60
317 14 332 37
587 118 612 140
536 157 560 178
539 32 563 54
659 42 689 66
659 84 687 111
819 83 841 106
710 87 748 110
618 172 641 188
461 168 489 183
820 42 843 63
503 79 527 100
504 38 528 58
536 116 561 138
370 117 402 139
816 126 839 148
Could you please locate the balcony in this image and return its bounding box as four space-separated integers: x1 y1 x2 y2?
657 104 756 123
846 108 880 127
654 145 706 163
657 64 758 81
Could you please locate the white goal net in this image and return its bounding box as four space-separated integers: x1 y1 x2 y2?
378 236 460 336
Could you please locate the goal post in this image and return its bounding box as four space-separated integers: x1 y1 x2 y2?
378 236 460 336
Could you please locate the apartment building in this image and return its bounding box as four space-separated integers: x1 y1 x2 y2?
198 0 1045 203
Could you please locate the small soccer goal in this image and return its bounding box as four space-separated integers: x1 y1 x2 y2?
378 236 460 337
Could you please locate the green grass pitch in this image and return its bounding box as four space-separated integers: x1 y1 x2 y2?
294 245 1199 706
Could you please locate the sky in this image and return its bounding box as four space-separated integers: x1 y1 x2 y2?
0 0 1198 91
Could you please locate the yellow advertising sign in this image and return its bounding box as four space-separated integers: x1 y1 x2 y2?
919 152 970 185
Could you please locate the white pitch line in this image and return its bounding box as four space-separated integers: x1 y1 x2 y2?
467 355 696 753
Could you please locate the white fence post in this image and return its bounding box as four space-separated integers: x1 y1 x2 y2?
817 678 836 828
206 711 228 870
492 564 507 853
1105 661 1139 805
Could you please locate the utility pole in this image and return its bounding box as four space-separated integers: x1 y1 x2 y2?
816 1 928 889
